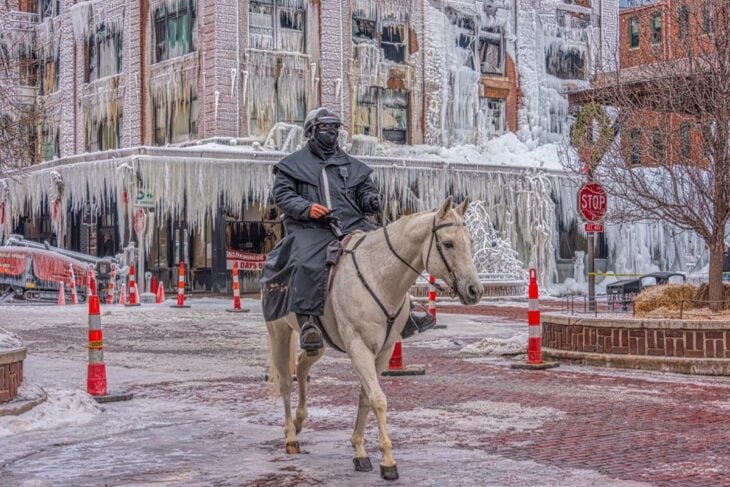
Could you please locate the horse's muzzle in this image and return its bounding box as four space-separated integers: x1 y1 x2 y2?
457 280 482 305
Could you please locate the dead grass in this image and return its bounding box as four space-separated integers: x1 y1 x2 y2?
633 283 730 318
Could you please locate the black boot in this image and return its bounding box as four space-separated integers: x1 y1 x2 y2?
297 315 323 354
401 312 436 339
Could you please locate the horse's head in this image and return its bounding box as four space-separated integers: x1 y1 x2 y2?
423 197 483 305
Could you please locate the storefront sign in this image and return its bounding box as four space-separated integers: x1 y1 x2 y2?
135 188 155 208
227 249 267 271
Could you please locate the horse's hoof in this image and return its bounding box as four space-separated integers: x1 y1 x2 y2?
353 456 373 472
380 464 399 481
285 441 301 454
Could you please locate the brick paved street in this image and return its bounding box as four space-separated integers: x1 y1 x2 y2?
2 299 729 486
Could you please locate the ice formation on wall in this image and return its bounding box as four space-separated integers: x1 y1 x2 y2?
464 200 525 278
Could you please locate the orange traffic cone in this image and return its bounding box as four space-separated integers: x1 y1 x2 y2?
57 282 66 306
68 264 78 304
106 264 117 304
382 340 425 376
226 262 249 313
171 262 190 308
86 294 133 403
118 283 127 305
511 268 559 370
155 281 165 304
125 265 140 307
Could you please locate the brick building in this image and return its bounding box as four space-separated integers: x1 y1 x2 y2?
0 0 618 291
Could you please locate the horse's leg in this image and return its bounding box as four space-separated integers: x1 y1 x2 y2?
351 385 373 472
268 323 299 454
349 339 399 481
293 346 324 434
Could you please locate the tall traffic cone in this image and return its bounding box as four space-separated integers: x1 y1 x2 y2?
226 262 248 313
118 282 127 305
86 294 133 403
382 340 425 376
125 265 141 307
429 274 447 329
511 268 559 370
88 266 97 297
155 281 165 304
171 262 191 308
106 264 117 304
68 264 78 304
57 282 66 306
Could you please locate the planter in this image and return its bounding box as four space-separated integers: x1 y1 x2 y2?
0 347 27 403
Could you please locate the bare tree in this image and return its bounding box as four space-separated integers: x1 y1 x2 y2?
570 0 730 311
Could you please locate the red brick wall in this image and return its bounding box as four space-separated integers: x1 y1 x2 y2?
544 322 730 359
0 359 24 403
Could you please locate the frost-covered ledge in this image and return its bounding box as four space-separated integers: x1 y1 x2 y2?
0 328 26 403
542 313 730 375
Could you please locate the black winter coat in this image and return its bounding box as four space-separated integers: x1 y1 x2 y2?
261 143 380 320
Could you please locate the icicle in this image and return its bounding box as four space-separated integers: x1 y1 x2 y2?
214 91 220 120
335 78 342 102
241 70 249 104
230 68 237 97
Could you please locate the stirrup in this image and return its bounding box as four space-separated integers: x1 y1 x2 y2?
300 320 323 353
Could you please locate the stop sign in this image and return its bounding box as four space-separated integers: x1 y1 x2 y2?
578 182 607 222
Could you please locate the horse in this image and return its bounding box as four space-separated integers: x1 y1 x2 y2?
265 197 483 481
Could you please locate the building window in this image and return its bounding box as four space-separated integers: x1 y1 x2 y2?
41 124 59 161
155 0 197 63
679 122 691 160
249 0 305 53
479 27 504 75
87 112 122 152
352 17 376 43
652 127 664 162
702 4 713 33
381 24 406 63
87 25 122 82
481 98 505 137
154 92 198 145
18 52 38 86
628 17 639 48
449 10 476 70
354 87 409 144
678 6 689 39
651 12 661 44
549 106 562 135
40 52 59 95
630 128 641 166
545 44 585 80
39 0 59 19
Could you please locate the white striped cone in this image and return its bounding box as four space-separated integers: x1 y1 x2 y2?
68 264 78 305
106 265 116 304
125 265 140 307
428 274 437 323
226 262 248 313
172 262 190 308
57 282 65 306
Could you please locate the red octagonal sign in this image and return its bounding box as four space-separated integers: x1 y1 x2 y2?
578 182 607 222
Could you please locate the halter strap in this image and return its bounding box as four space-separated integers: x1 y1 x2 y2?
383 224 421 276
425 216 462 293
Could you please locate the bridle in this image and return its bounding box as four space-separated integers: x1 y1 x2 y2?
344 213 465 347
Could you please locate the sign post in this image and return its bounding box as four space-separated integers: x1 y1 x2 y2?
578 182 608 312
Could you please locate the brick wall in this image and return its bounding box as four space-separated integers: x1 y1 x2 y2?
543 317 730 359
0 351 25 403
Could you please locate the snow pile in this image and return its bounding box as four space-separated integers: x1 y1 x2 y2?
459 333 527 356
0 327 23 352
0 389 101 437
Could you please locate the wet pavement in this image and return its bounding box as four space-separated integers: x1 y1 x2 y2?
1 298 729 486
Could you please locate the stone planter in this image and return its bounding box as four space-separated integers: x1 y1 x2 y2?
0 347 27 403
542 313 730 375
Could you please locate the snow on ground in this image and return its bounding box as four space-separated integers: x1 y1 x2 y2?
0 298 664 486
0 326 23 351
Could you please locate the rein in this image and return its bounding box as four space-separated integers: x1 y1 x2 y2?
344 213 463 348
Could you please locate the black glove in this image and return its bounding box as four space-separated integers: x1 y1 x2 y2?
369 195 381 213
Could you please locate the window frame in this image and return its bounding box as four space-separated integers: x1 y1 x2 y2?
87 24 123 83
354 87 409 144
628 17 640 49
478 27 505 76
679 122 691 160
629 128 641 166
678 6 689 39
652 127 664 162
650 11 662 45
153 91 198 146
154 1 197 63
248 0 306 53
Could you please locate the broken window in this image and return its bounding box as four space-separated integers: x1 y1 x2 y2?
651 12 662 44
354 87 409 144
40 52 59 95
381 24 406 63
249 0 306 52
352 18 376 43
155 0 197 63
629 128 641 166
448 10 476 69
628 17 639 48
41 123 59 161
545 44 585 80
87 24 122 82
479 27 504 75
154 91 198 145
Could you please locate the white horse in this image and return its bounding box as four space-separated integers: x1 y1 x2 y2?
266 197 483 481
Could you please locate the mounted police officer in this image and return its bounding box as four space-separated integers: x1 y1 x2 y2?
261 108 435 353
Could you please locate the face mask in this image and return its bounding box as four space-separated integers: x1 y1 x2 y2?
314 124 339 148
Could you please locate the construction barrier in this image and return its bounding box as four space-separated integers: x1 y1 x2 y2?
125 265 141 307
68 264 78 305
382 340 425 376
171 262 190 308
106 264 116 305
511 268 559 370
226 262 248 313
86 294 133 403
57 282 65 306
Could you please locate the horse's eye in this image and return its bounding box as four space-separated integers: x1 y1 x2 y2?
443 240 454 249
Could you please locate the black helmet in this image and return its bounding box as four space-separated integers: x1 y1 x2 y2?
304 107 341 138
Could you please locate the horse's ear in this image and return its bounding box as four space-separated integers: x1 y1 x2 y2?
437 197 453 219
455 197 470 217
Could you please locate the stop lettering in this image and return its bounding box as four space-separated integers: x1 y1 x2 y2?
577 182 607 222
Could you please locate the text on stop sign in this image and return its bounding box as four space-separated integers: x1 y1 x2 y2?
581 193 606 209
